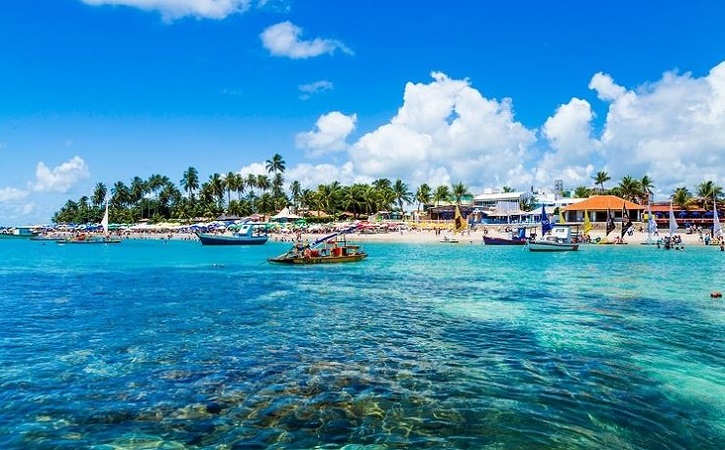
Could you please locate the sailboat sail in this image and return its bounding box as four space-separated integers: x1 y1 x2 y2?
621 205 633 238
605 208 615 236
101 202 110 235
583 210 592 235
540 205 553 235
713 197 722 238
454 204 466 233
668 202 678 237
646 203 657 242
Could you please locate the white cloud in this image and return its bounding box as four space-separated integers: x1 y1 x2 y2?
30 156 90 194
588 62 725 196
260 21 352 59
299 80 334 100
81 0 251 21
537 98 601 187
348 71 536 189
285 161 364 189
295 111 356 157
0 187 29 202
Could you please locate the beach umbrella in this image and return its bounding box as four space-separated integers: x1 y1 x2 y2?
678 210 688 218
691 211 702 217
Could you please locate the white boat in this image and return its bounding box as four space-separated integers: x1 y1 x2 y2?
528 226 580 252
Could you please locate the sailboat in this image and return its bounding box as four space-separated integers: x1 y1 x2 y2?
441 204 465 243
583 209 592 237
711 194 723 249
527 204 580 252
641 202 659 245
662 202 681 250
58 201 121 244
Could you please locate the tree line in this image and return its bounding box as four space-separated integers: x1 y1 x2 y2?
51 160 724 225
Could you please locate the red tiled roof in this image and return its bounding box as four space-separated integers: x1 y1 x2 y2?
561 195 645 212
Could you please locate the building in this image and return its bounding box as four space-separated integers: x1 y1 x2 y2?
560 195 645 222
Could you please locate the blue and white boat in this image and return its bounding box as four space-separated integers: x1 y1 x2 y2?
196 222 269 246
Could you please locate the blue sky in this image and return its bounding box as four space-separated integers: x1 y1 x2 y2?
1 0 724 225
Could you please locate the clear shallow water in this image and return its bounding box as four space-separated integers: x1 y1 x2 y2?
0 239 723 449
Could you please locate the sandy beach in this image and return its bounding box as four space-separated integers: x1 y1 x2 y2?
270 224 710 247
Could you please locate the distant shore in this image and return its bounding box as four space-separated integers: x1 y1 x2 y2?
18 224 718 248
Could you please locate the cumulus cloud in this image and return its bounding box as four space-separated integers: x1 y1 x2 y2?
348 71 536 189
295 111 356 157
0 187 29 202
589 62 725 194
299 80 334 100
260 21 353 59
80 0 251 21
284 161 364 188
537 98 600 187
30 156 90 194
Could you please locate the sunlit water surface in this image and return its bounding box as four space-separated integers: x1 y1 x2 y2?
0 238 723 449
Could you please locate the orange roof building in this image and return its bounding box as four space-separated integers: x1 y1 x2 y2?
561 195 645 222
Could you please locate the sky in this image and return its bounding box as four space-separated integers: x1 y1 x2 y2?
1 0 724 225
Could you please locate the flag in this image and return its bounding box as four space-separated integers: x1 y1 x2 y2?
541 205 553 235
583 210 592 235
454 204 466 233
605 208 615 236
621 206 633 238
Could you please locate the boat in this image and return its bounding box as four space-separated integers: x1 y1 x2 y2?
482 227 529 245
440 204 465 243
527 205 579 252
57 202 122 244
196 222 269 246
641 201 660 245
440 235 459 243
268 229 367 264
527 226 580 252
0 226 39 238
661 202 683 250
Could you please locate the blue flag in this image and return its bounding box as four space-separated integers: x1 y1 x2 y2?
541 205 553 235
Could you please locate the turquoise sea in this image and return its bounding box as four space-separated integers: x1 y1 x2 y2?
0 238 723 449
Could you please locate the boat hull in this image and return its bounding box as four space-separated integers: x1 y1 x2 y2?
58 237 122 244
197 233 268 245
268 254 368 264
482 236 526 245
527 241 579 252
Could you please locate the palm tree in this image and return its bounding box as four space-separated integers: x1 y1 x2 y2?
265 153 286 175
615 175 642 202
129 176 147 205
671 186 694 210
696 180 723 211
415 183 432 212
451 182 471 204
289 180 302 208
593 170 611 193
502 186 514 193
111 181 132 208
573 186 591 198
256 174 271 194
392 179 412 216
433 185 451 206
372 178 392 192
225 171 240 207
208 173 225 209
91 182 107 207
181 166 199 201
640 175 655 204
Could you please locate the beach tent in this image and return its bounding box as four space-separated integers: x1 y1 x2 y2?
271 207 301 223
